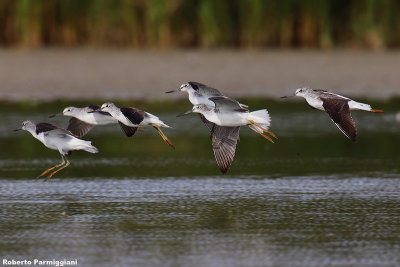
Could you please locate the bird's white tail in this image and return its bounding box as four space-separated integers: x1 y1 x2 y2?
348 100 384 113
247 109 271 133
76 140 99 153
146 112 172 128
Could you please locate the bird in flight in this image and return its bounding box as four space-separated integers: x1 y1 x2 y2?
50 104 118 138
282 87 383 141
14 120 98 178
100 102 175 149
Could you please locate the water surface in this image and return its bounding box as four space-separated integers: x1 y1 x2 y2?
1 100 400 266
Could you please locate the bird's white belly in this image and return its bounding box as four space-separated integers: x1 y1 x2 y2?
206 112 247 127
189 94 214 107
306 98 324 111
91 113 118 125
39 133 62 151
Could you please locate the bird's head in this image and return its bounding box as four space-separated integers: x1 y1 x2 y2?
294 87 312 97
62 106 77 116
179 81 204 92
101 102 116 113
14 120 35 132
176 104 210 117
166 81 205 94
192 104 210 114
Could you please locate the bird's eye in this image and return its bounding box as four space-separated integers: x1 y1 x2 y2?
300 89 303 92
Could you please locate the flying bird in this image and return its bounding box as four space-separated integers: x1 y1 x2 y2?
100 102 175 149
167 82 247 173
282 87 383 141
50 105 118 138
14 120 98 178
185 97 277 143
169 82 276 173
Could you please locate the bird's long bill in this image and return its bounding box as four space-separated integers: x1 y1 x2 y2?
176 110 193 117
280 94 295 99
165 89 179 94
13 128 22 132
48 113 62 118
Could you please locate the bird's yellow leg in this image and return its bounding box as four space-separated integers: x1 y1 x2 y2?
153 125 175 149
36 155 66 178
249 120 277 139
47 156 70 178
249 124 274 143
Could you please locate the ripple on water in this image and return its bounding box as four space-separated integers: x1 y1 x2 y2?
0 175 399 266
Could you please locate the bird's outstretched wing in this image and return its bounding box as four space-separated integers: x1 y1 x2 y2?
118 122 138 137
44 128 75 139
211 125 240 174
322 97 357 141
188 81 222 96
120 107 145 125
209 96 248 112
67 117 94 138
199 114 215 132
88 104 101 110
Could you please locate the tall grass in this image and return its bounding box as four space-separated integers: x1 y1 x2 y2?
0 0 399 49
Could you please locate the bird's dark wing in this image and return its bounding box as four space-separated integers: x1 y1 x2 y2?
211 125 240 174
199 114 215 132
313 89 329 93
88 104 112 116
322 97 357 141
66 117 94 138
209 96 248 112
88 104 101 110
118 122 138 137
120 107 145 125
36 123 59 134
44 128 74 139
188 81 222 96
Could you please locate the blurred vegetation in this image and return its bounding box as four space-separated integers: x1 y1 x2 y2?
0 0 400 49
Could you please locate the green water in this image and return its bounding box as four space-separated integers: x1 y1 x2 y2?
0 99 400 266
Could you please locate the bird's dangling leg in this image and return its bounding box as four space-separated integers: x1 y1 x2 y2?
153 125 175 149
36 155 66 179
249 120 277 139
249 124 274 143
47 155 70 178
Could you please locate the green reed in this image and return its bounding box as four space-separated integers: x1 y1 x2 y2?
0 0 399 49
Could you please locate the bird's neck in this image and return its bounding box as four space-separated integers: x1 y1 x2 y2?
109 108 122 118
27 128 42 142
188 90 200 104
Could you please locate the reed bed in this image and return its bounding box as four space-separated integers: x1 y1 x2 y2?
0 0 399 49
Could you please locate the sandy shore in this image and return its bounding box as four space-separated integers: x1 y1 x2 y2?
0 49 399 101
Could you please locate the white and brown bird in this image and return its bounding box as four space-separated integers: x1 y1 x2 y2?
168 82 253 173
100 102 175 149
282 87 383 141
50 105 118 138
185 97 276 143
14 121 98 178
173 82 275 173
